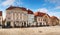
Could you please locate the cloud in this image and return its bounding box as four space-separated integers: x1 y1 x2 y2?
45 0 60 5
13 0 23 6
45 0 57 3
42 4 46 6
54 6 60 9
1 0 23 19
1 0 15 6
47 12 60 18
37 8 48 13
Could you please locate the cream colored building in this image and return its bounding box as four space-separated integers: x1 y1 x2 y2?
43 14 50 26
50 16 59 26
4 6 59 28
5 6 28 27
34 12 50 26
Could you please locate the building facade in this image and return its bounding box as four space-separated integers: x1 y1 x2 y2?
5 6 28 27
43 14 50 26
34 12 50 26
50 16 59 26
27 9 35 27
59 18 60 25
0 11 2 27
3 6 59 28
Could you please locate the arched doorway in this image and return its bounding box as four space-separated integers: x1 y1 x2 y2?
21 22 26 27
6 21 11 28
24 22 26 27
40 23 42 26
14 21 20 28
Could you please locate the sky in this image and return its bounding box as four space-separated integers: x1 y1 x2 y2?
0 0 60 19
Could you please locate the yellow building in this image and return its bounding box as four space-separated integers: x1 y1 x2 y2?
50 16 59 26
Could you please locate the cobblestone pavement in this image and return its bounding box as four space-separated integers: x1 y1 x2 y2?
0 26 60 35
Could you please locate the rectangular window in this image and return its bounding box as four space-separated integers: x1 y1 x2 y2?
0 18 1 20
7 17 11 20
38 18 40 21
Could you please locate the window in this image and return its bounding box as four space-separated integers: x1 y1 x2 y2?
20 16 22 19
0 18 1 20
20 15 22 19
7 17 11 20
38 18 40 21
41 19 42 21
0 22 1 26
7 21 11 26
24 14 27 16
8 12 12 14
43 19 46 21
40 23 42 26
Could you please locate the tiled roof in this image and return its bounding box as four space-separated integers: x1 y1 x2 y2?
46 14 50 18
27 9 33 14
6 6 27 11
51 16 59 20
0 11 2 16
34 12 46 17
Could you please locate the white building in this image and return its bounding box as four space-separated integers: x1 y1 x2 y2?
27 9 34 26
5 6 28 27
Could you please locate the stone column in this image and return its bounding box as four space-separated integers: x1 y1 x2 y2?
26 21 27 27
45 22 46 26
20 22 22 27
19 21 20 27
5 21 7 26
11 21 14 28
23 22 24 27
42 22 43 26
20 21 22 27
0 17 2 26
38 22 39 26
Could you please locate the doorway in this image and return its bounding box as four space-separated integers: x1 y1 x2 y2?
6 21 11 28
